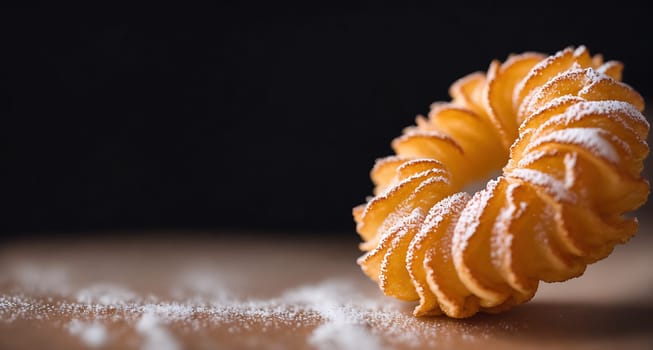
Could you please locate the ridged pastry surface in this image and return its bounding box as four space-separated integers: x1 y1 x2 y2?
353 46 649 318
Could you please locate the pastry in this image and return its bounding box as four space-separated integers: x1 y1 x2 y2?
353 46 649 318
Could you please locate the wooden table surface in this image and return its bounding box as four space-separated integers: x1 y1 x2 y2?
1 221 652 350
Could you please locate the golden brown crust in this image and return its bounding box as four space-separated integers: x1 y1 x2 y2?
353 46 649 318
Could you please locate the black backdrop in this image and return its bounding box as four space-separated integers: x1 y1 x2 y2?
3 4 653 235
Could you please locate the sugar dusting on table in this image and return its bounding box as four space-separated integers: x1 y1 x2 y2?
67 319 107 348
0 263 496 349
137 313 180 350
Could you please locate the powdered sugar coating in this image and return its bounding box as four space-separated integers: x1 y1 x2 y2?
506 169 576 203
526 128 620 164
453 179 500 251
537 100 648 138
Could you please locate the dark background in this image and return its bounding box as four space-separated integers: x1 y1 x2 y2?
2 4 653 236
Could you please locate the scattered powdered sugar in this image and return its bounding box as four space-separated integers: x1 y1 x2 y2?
361 168 448 241
513 150 579 193
577 69 620 96
405 192 470 303
491 183 520 265
564 100 647 128
563 153 578 189
362 169 430 223
537 100 647 139
580 67 611 85
397 158 446 173
572 45 587 58
526 127 620 164
520 67 609 118
506 168 576 203
453 178 500 252
596 61 619 75
520 95 585 131
67 319 108 348
516 149 556 168
1 264 493 350
309 320 386 350
137 313 180 350
378 208 425 289
412 174 450 189
417 192 470 246
513 47 571 108
280 279 463 349
609 132 634 156
283 281 388 350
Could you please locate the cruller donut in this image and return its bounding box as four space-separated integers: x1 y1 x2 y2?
353 46 649 318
